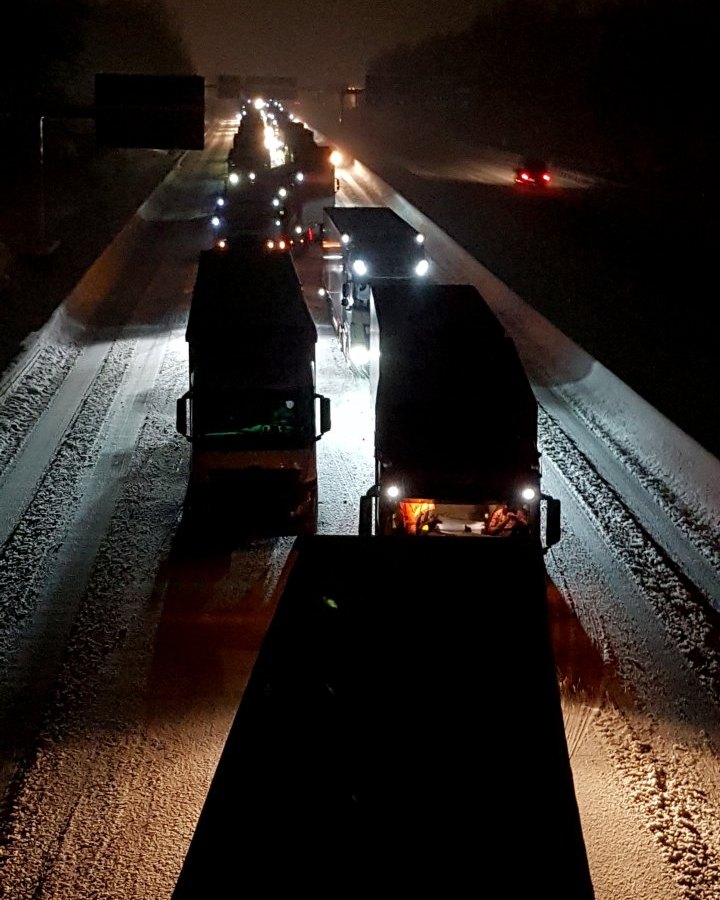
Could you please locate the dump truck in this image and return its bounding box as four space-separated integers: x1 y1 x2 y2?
359 281 560 549
171 535 594 899
321 205 430 373
176 246 331 534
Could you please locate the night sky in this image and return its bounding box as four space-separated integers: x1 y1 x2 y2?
164 0 484 87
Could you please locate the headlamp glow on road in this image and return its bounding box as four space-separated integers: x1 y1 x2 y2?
349 345 370 366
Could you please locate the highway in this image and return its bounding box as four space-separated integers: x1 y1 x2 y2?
303 96 718 461
0 112 717 899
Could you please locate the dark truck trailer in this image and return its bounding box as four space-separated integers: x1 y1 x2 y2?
211 186 292 252
176 247 330 535
361 281 560 549
227 105 268 173
321 205 430 373
283 120 318 162
172 536 594 899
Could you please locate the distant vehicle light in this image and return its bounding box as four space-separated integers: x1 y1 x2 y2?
264 125 280 153
352 259 368 276
295 171 304 182
349 344 370 366
278 240 287 251
295 225 303 234
415 259 429 277
210 215 221 228
272 198 280 207
341 233 350 244
515 160 551 187
415 233 425 244
248 171 256 181
318 287 326 297
216 239 227 250
228 172 240 185
521 487 537 502
266 239 275 249
278 187 288 198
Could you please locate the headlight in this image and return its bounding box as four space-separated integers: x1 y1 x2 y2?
352 258 368 276
329 150 344 167
349 344 370 366
415 259 429 277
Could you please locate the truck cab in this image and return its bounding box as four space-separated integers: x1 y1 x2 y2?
321 206 430 374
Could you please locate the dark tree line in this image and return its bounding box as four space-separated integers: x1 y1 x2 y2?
365 0 712 180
